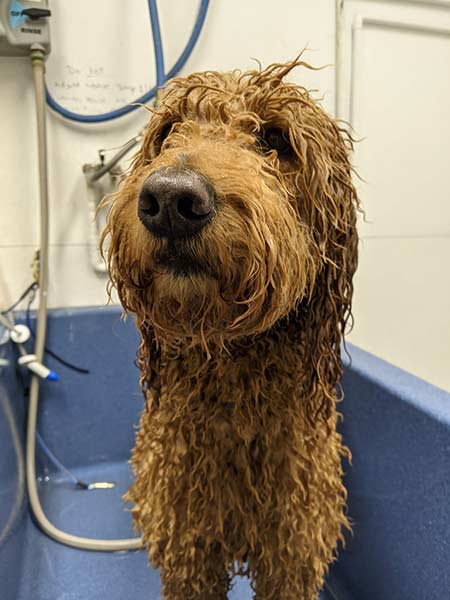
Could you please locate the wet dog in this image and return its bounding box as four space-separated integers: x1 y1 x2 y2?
104 58 358 599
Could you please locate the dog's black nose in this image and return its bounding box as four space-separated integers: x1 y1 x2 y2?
138 168 215 239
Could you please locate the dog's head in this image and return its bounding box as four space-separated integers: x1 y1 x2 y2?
104 60 358 362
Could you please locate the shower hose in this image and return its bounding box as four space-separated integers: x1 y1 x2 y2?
27 45 142 551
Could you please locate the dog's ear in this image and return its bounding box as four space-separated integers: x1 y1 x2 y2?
291 112 359 425
102 190 161 407
135 319 162 413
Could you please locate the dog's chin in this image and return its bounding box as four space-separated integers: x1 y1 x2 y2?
153 243 213 279
163 261 203 278
148 272 288 349
152 269 214 297
147 243 295 345
149 274 227 345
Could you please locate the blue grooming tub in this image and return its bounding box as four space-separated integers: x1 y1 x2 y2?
1 307 449 600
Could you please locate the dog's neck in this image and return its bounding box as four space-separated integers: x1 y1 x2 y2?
145 319 314 420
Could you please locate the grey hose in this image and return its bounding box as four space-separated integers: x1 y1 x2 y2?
26 44 142 552
0 380 26 546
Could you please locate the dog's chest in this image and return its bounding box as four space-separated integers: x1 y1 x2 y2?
155 344 299 488
158 385 288 492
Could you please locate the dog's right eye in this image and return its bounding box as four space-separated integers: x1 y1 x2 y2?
260 127 293 158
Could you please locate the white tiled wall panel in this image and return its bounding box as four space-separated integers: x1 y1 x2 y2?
0 245 112 310
349 237 450 392
354 20 450 239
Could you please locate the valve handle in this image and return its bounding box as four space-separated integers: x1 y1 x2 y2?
21 8 51 20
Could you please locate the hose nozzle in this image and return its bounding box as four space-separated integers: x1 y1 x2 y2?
18 354 59 381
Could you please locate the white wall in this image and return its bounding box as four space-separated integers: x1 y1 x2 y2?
1 0 449 390
338 0 450 391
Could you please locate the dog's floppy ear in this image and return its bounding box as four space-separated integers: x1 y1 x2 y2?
101 177 162 410
291 110 359 425
135 318 162 413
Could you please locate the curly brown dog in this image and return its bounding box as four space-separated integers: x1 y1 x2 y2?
104 58 359 600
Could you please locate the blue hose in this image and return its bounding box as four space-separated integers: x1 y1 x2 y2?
45 0 209 123
147 0 165 89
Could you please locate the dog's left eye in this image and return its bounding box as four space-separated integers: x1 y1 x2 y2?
261 127 293 157
155 121 176 154
160 122 174 141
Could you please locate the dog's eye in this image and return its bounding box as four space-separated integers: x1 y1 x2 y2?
155 121 176 153
160 122 174 142
261 127 293 157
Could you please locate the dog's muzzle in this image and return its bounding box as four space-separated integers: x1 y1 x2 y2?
138 167 216 239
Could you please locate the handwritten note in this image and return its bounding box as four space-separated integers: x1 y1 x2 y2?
47 64 155 114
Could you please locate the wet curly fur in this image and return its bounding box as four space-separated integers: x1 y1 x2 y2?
103 58 359 599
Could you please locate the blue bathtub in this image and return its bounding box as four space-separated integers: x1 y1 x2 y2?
1 307 449 600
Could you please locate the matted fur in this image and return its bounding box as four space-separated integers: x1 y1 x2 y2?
103 58 358 600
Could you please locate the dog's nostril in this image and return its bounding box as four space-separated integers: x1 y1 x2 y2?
177 195 211 221
139 192 160 216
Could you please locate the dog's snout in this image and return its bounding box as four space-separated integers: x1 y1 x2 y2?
138 168 215 239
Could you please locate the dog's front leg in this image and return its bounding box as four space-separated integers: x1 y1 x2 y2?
252 552 320 600
248 514 326 600
159 541 231 600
